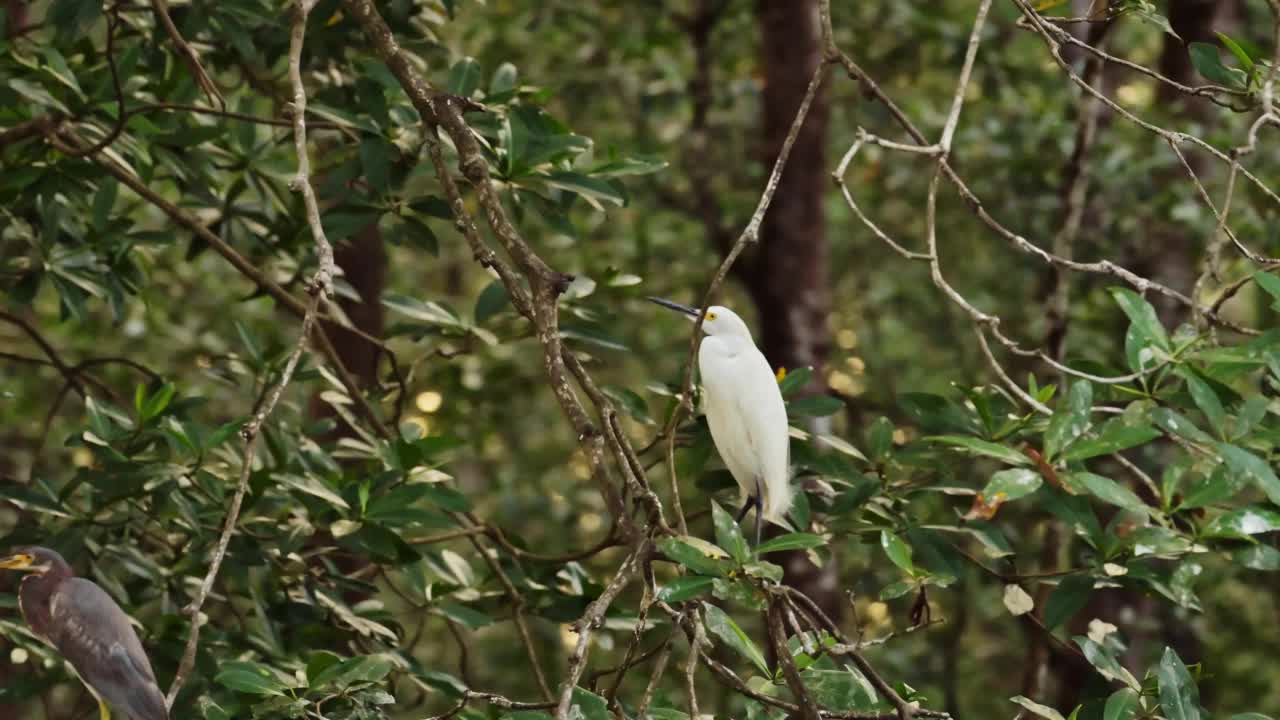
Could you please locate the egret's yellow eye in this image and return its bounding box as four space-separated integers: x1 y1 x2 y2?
707 312 718 320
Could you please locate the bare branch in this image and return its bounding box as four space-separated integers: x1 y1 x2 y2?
165 6 334 702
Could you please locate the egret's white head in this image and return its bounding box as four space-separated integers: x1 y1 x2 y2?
647 298 753 339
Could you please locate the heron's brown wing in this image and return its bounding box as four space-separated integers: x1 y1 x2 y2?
52 578 168 720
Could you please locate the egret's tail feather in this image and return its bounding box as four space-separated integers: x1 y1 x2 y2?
762 481 793 526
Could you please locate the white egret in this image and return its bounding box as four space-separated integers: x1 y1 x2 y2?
649 297 792 546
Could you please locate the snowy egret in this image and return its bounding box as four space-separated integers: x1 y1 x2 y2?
649 297 792 546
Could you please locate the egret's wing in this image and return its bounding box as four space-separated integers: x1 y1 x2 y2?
701 346 792 521
52 579 168 720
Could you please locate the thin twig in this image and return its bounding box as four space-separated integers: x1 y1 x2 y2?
150 0 225 108
164 5 334 703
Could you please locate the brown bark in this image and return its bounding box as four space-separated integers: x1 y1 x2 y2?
752 0 839 622
308 222 386 607
1133 0 1236 324
309 223 387 420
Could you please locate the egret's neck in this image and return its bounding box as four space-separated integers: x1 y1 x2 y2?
702 333 756 357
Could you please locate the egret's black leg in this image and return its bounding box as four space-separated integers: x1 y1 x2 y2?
735 495 754 524
753 478 764 548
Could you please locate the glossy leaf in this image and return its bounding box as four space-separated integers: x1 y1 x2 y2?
1157 647 1201 720
1217 443 1280 506
712 500 750 564
1045 381 1092 461
657 536 729 576
982 468 1042 503
657 576 716 603
930 435 1031 466
702 602 770 676
756 532 827 555
1103 689 1139 720
1063 472 1147 513
1043 576 1093 630
880 530 914 574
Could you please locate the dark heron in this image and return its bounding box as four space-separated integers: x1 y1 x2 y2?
0 546 168 720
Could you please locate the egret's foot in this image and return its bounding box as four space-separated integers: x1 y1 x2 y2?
735 496 754 524
99 700 111 720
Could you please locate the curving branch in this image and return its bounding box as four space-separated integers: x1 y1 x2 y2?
164 4 333 704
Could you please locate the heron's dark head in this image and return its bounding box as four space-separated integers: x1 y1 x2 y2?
0 546 69 576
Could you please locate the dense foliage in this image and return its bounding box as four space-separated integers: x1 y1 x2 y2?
2 1 1279 720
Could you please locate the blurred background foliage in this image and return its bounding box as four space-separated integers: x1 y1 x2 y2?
1 0 1279 719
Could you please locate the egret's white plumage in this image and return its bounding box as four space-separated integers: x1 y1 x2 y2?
650 298 793 539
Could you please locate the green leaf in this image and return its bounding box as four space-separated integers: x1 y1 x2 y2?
541 171 626 207
1218 443 1280 506
657 576 716 603
48 0 103 42
1043 576 1093 630
1111 286 1172 356
702 602 769 676
489 62 518 95
868 416 895 460
140 382 175 421
1070 635 1141 686
436 603 493 629
474 280 510 323
1157 647 1201 720
1130 526 1192 557
756 533 827 555
382 293 465 328
395 216 439 255
930 435 1031 466
1059 424 1159 462
1188 42 1244 88
311 655 393 688
447 57 482 97
568 687 609 720
1233 544 1280 571
1063 472 1148 513
982 468 1042 503
803 668 879 711
1151 408 1214 444
714 577 766 611
1178 464 1242 511
741 560 783 583
215 661 289 696
1103 689 1139 720
590 156 669 177
1253 272 1280 310
306 651 343 685
1201 507 1280 539
278 473 351 510
1179 370 1226 438
1045 381 1092 461
787 395 844 417
1216 32 1255 73
712 500 750 564
657 536 729 576
777 366 813 396
360 136 393 194
879 579 916 600
880 530 914 574
1010 696 1066 720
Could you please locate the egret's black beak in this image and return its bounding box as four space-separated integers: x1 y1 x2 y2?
647 296 701 320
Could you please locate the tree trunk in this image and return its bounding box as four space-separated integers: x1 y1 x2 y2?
751 0 832 379
752 0 839 621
